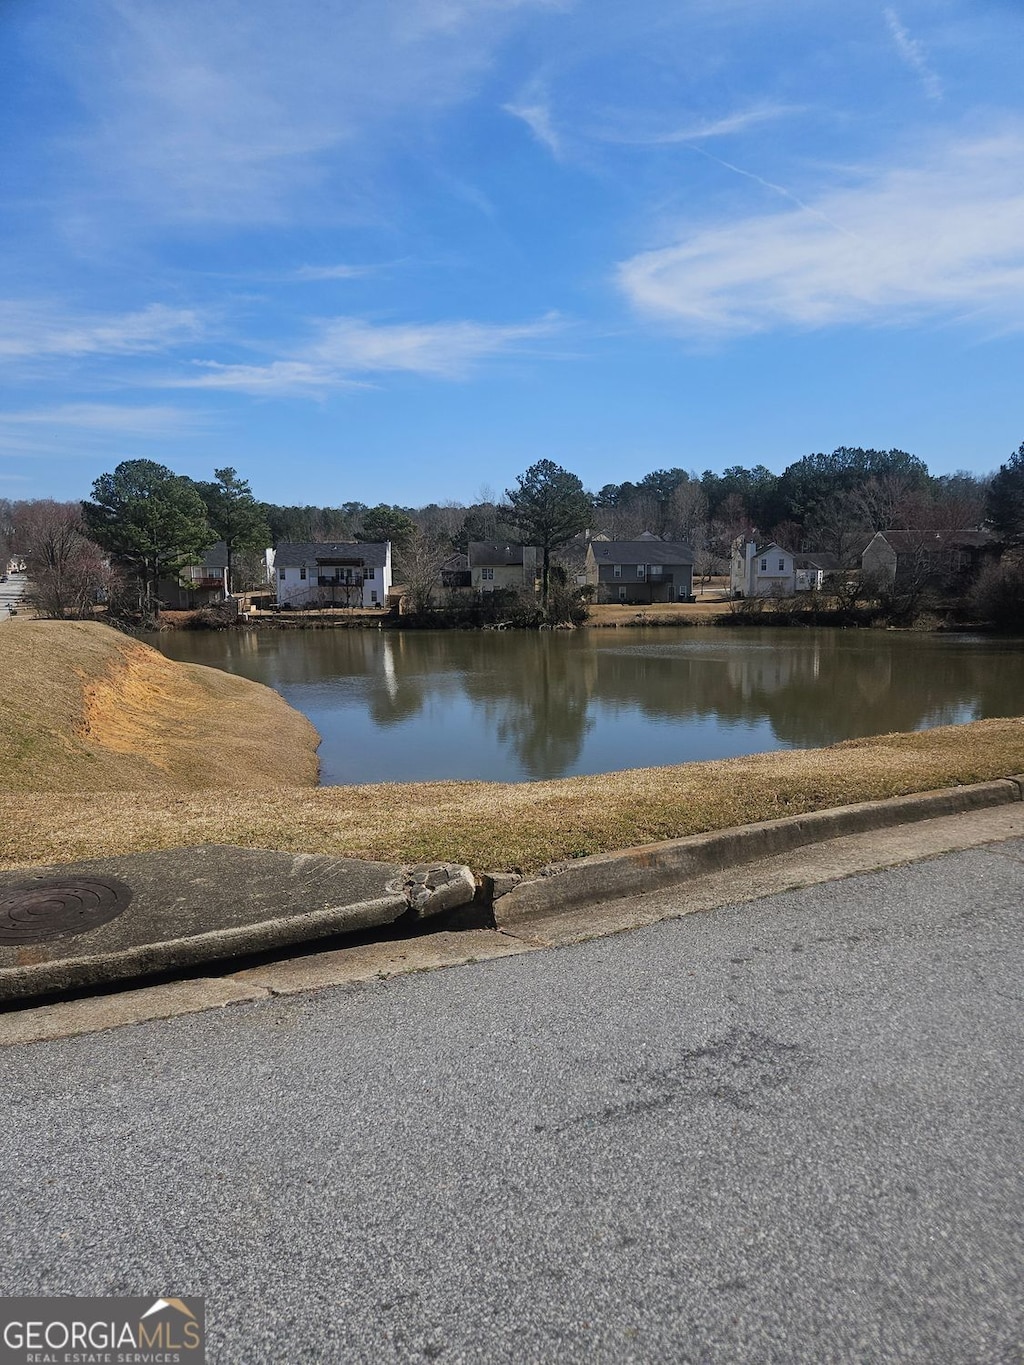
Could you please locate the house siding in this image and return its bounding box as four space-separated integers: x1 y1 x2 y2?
275 542 392 608
585 542 694 603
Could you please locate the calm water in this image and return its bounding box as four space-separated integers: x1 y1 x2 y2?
146 627 1024 785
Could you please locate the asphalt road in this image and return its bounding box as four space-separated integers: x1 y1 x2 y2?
1 841 1021 1363
0 571 28 619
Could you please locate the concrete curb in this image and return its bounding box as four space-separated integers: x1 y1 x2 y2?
2 778 1021 1007
493 778 1024 928
0 849 476 1004
0 892 408 1003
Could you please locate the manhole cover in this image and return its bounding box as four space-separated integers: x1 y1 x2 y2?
0 877 133 944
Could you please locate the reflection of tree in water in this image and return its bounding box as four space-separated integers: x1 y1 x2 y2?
358 630 598 776
460 633 597 779
156 626 1024 777
590 631 1022 747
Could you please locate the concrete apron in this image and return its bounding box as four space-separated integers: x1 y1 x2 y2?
2 778 1023 1043
0 846 476 1003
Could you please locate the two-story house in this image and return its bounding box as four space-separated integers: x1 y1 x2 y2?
275 541 392 609
585 538 694 603
468 543 539 593
158 541 231 609
731 539 797 597
861 530 997 589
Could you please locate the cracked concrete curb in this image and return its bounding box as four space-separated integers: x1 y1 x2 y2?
491 778 1024 928
387 863 478 917
2 778 1022 1022
0 849 476 1004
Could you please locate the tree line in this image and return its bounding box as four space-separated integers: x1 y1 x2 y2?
2 442 1022 622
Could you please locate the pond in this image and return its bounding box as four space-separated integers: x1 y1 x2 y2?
145 627 1024 786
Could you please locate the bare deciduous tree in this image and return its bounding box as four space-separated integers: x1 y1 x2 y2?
398 527 452 614
14 500 115 618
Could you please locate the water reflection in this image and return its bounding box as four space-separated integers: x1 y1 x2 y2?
147 628 1024 784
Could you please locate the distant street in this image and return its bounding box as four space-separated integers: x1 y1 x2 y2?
1 841 1021 1362
0 571 28 620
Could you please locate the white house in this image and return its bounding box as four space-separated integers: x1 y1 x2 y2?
275 541 392 609
731 539 796 597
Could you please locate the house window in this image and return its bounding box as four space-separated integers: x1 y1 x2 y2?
637 565 645 578
778 559 785 572
370 590 378 603
482 567 494 580
760 559 767 571
618 587 627 600
613 564 621 578
365 567 375 579
650 564 662 576
300 567 307 580
279 569 286 581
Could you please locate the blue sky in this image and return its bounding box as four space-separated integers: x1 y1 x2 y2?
2 0 1023 506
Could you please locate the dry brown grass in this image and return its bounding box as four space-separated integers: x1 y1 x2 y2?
586 599 729 626
1 631 1022 876
0 619 318 794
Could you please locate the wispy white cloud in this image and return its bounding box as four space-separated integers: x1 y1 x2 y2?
0 404 201 434
175 360 356 396
0 402 207 460
504 98 563 157
597 102 802 146
292 264 375 281
617 131 1024 335
42 0 561 226
168 313 563 395
884 8 943 102
309 316 561 375
0 304 203 360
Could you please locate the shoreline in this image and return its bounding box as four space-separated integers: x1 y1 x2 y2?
155 607 1005 634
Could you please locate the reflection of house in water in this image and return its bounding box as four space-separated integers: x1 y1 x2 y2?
381 634 399 702
724 644 821 697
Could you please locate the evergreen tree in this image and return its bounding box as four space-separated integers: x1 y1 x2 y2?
196 467 271 593
505 459 592 604
82 459 212 616
987 442 1024 544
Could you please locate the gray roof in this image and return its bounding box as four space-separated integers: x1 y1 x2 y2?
795 552 841 571
274 541 390 568
468 542 529 567
199 541 229 571
589 539 693 566
871 530 995 552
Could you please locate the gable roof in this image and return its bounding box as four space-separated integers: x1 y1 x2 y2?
871 530 995 553
274 541 390 568
468 541 530 566
795 552 841 571
589 539 694 566
197 540 229 571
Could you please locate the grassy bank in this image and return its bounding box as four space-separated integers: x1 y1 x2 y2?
0 619 319 792
1 616 1022 872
